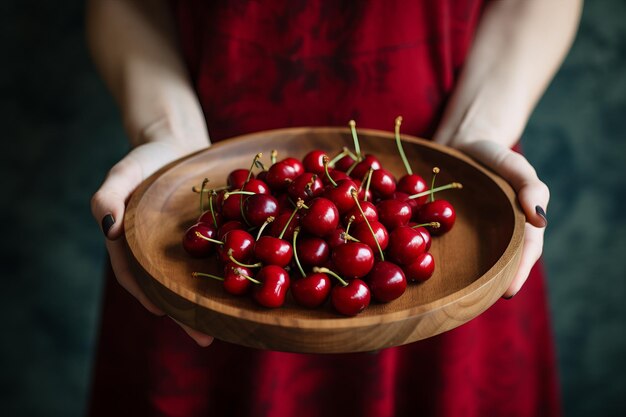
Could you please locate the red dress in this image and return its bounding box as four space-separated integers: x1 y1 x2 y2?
88 1 561 416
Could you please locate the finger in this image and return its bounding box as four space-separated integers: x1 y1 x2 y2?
105 238 165 316
458 140 549 228
503 223 545 298
170 317 215 347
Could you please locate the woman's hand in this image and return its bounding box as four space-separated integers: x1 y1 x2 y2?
90 139 215 346
454 140 549 298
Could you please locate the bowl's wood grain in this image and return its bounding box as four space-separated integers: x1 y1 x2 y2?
125 127 525 353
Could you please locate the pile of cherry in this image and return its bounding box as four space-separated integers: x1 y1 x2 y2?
182 118 462 316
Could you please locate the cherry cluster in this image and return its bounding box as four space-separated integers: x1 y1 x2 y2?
182 118 462 316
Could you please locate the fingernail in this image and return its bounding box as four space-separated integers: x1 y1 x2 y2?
502 293 516 300
535 205 548 227
101 214 115 237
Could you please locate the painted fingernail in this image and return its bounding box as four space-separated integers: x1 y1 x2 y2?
535 205 547 227
101 214 115 237
502 293 516 300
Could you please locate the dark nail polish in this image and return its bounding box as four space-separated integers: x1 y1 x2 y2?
502 293 516 300
102 214 115 237
535 205 548 227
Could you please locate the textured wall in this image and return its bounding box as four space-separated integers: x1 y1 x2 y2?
0 1 624 416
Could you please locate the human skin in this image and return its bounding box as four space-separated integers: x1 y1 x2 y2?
87 0 582 346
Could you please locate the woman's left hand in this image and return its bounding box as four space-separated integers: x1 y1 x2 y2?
453 140 549 298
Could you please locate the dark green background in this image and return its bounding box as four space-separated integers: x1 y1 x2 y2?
1 1 625 416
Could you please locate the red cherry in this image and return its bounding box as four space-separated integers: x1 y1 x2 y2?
302 150 329 176
218 229 255 263
254 236 293 267
404 252 435 282
300 198 339 237
323 168 351 185
331 242 375 279
386 226 426 265
291 273 332 308
220 193 244 221
197 209 222 228
223 263 254 295
369 168 396 198
281 157 305 177
350 154 381 180
287 172 324 202
253 265 290 308
367 261 407 302
182 223 217 258
343 200 378 225
417 199 456 235
376 199 412 230
333 154 356 172
227 169 252 190
242 179 270 195
397 174 429 207
390 191 420 213
243 194 279 227
325 227 347 249
331 279 371 316
266 160 299 191
412 225 433 251
217 220 245 240
296 236 330 268
270 212 301 240
323 179 358 214
351 221 389 252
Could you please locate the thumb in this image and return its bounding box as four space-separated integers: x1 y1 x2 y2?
91 142 187 239
457 140 549 227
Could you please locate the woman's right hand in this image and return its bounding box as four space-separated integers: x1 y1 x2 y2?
90 139 215 347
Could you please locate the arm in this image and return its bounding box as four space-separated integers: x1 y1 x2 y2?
87 0 213 345
433 0 582 297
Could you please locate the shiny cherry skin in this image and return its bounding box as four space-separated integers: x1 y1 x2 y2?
296 236 330 268
376 199 412 231
387 226 426 265
253 265 290 308
351 221 389 252
412 225 432 251
281 157 304 177
397 174 429 207
287 172 324 202
323 168 351 185
300 197 339 237
242 178 270 195
350 154 381 180
182 223 217 258
220 193 244 221
217 220 245 240
331 279 371 316
390 191 419 213
223 263 253 295
417 199 456 235
331 242 375 279
302 150 329 176
218 229 255 263
323 179 357 214
404 252 435 282
343 200 378 225
197 209 223 228
266 160 300 191
269 212 301 240
325 227 347 249
370 168 396 199
254 236 293 267
333 154 356 172
243 194 279 227
227 169 252 190
367 261 407 303
291 273 332 308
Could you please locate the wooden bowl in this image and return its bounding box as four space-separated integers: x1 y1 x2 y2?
125 127 525 353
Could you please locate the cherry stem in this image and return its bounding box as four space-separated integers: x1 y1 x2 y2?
279 199 304 239
323 156 338 187
313 267 348 287
345 158 360 176
407 182 463 200
223 190 256 199
192 185 228 194
429 167 440 203
411 222 441 229
244 153 263 186
256 216 275 241
292 227 306 278
329 147 357 167
342 232 361 243
351 189 385 261
199 178 209 213
194 231 224 245
208 191 218 228
271 150 278 165
394 116 413 175
228 251 262 269
192 272 224 282
345 215 356 242
362 168 373 202
348 120 362 161
234 269 261 285
254 159 267 171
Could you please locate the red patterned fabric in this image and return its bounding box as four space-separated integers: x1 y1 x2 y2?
88 1 561 416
